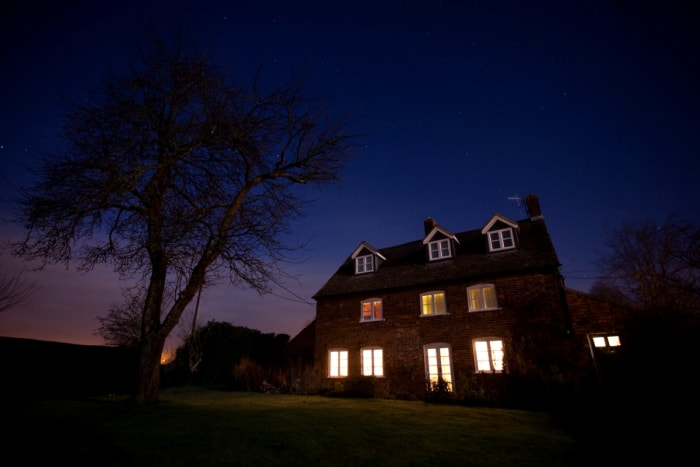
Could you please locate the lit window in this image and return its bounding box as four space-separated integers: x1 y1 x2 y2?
488 229 515 252
467 284 498 311
474 339 504 373
361 298 383 321
356 255 374 274
329 350 348 377
424 344 453 391
421 291 447 315
592 335 621 348
429 239 452 260
362 348 384 376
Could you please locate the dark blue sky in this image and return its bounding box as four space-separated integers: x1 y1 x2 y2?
1 0 698 346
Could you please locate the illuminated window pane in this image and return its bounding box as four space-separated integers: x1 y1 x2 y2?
421 292 447 315
361 299 383 321
362 349 373 376
362 348 383 376
425 345 452 389
362 302 372 320
468 284 498 311
329 350 348 377
434 293 446 313
474 339 504 373
373 348 383 376
421 294 433 315
608 335 621 347
374 300 382 319
592 336 606 347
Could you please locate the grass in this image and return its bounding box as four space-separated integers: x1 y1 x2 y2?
5 386 594 466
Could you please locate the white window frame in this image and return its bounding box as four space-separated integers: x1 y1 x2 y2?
355 254 374 274
420 291 447 316
467 284 498 311
473 338 504 373
361 347 384 377
488 228 515 252
360 298 383 322
428 239 452 260
424 343 453 391
328 349 348 378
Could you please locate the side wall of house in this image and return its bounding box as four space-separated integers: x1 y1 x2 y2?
314 271 573 400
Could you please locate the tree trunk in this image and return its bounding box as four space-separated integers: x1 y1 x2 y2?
133 332 166 405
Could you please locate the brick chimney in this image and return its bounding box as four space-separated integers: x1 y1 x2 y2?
525 194 542 220
424 217 436 235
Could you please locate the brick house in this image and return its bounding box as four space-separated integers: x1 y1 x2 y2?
301 194 627 404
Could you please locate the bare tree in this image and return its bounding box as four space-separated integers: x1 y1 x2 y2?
12 31 355 404
596 216 700 314
96 286 145 348
0 266 35 312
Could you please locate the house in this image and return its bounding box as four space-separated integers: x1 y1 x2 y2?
305 194 627 405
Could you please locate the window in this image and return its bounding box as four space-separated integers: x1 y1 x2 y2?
591 335 621 348
474 339 504 373
362 347 384 376
488 228 515 252
420 291 447 315
329 350 348 377
428 239 452 260
467 284 498 311
356 254 374 274
361 298 383 321
424 344 453 391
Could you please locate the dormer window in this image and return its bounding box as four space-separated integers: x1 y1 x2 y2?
422 220 459 262
481 214 518 253
351 241 386 275
356 254 374 274
488 228 515 252
429 239 452 260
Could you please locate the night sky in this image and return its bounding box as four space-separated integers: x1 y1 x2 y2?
1 0 698 347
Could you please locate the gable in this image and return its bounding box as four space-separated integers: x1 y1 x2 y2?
351 241 386 261
480 213 518 234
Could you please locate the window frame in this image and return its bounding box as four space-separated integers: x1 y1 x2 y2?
328 349 349 378
420 291 447 316
355 254 374 274
473 338 504 373
428 239 452 260
488 228 515 252
360 298 383 322
361 347 384 377
590 334 621 348
467 284 499 311
423 343 454 392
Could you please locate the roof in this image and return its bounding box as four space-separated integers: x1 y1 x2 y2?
313 217 561 299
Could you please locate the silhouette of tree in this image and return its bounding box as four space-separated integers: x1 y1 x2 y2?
0 265 34 313
596 215 700 314
96 286 146 348
12 30 355 405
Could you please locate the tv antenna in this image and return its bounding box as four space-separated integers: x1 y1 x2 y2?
507 194 526 218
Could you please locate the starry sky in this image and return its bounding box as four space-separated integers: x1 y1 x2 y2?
1 0 698 347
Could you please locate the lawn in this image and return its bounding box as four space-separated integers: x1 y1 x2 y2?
6 386 594 466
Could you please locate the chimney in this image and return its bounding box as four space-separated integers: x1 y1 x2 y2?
525 194 543 220
424 217 436 235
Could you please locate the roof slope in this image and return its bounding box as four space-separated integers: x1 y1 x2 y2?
314 218 560 299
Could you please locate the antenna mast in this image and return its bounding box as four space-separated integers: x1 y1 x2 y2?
507 194 526 218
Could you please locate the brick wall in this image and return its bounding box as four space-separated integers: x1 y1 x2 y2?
314 271 575 399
